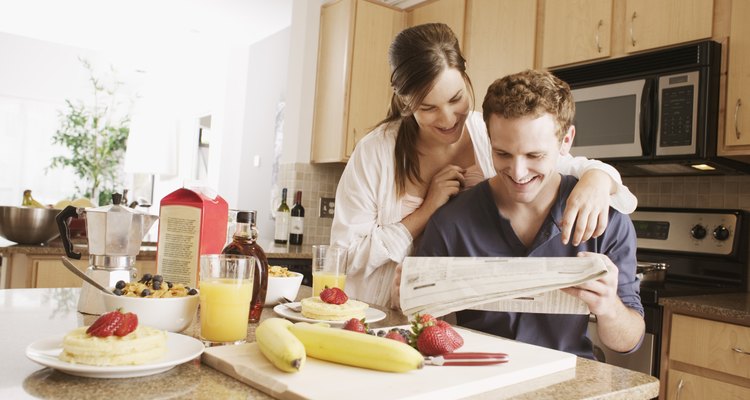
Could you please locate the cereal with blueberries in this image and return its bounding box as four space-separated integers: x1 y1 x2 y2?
113 274 198 298
269 266 297 278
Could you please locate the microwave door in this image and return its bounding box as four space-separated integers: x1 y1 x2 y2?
656 71 699 156
569 79 646 159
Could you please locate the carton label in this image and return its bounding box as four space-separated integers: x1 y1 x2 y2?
158 205 201 287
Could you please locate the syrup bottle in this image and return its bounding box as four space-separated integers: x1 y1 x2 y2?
221 210 269 323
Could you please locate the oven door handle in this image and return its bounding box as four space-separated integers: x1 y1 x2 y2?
640 78 656 156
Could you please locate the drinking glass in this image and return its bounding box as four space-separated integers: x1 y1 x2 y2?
311 245 347 297
199 254 256 346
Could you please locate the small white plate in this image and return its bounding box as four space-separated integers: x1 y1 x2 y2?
25 332 204 379
273 302 387 325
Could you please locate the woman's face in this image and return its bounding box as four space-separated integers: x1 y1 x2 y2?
412 68 470 146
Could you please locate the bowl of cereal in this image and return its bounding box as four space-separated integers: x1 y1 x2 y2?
265 266 304 306
102 274 199 332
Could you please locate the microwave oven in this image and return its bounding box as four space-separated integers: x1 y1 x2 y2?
553 40 750 176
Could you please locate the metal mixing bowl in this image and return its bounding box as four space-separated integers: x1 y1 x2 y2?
0 206 61 244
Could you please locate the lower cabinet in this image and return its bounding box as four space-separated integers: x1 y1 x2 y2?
662 312 750 399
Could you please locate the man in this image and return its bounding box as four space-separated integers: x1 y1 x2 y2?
415 70 644 359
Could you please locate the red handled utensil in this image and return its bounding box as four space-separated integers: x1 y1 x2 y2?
424 352 510 366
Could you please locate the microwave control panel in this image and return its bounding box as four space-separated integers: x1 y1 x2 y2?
656 71 699 156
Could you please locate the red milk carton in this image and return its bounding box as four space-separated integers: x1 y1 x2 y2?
156 187 228 288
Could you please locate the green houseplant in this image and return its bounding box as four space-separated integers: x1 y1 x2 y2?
49 58 131 205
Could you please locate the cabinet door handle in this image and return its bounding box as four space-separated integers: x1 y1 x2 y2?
595 20 603 53
676 378 685 400
735 98 742 140
733 346 749 355
630 11 637 47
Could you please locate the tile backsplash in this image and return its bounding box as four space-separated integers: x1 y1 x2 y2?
277 162 345 245
623 175 750 210
278 164 750 246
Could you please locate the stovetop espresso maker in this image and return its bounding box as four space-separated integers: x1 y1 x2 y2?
56 193 158 314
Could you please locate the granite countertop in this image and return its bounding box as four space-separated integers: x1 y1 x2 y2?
0 239 313 260
659 292 750 325
2 286 658 399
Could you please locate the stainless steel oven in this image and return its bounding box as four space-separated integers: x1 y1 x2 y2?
587 207 749 377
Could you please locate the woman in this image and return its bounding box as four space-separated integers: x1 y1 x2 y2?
331 23 637 308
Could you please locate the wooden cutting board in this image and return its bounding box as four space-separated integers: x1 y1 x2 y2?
201 327 576 400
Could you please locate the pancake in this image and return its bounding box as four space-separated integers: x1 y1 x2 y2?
59 326 167 366
300 296 368 321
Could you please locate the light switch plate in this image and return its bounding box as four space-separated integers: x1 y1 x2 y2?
319 197 335 218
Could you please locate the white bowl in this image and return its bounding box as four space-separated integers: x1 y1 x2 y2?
101 292 199 332
265 271 304 306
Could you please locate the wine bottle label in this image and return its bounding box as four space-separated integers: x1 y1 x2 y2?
274 212 290 241
290 216 304 235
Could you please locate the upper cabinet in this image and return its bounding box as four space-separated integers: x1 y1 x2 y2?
623 0 713 54
541 0 612 69
406 0 465 46
464 0 537 107
721 0 750 151
310 0 404 163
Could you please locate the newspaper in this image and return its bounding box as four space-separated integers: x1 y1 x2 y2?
399 256 608 318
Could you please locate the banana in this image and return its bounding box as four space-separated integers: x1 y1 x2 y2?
255 318 306 373
288 322 424 373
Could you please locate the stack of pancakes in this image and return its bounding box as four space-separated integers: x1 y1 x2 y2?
59 326 167 366
300 297 369 321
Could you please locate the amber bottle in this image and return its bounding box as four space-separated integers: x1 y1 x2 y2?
221 210 268 322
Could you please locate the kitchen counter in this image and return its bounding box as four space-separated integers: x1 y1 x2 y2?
659 292 750 324
0 239 313 260
1 287 658 399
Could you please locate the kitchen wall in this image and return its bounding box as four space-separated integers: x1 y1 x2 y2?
624 175 750 210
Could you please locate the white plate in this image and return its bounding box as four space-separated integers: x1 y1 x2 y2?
273 302 386 325
25 332 204 379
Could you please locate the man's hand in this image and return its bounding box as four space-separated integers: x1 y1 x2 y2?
562 252 645 352
561 169 612 246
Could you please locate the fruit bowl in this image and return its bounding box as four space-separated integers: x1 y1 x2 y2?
0 206 61 244
266 271 304 306
101 292 199 332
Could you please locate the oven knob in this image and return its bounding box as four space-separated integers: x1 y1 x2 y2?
690 224 707 239
713 225 730 241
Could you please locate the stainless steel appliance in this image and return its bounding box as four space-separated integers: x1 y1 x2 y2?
56 193 158 315
588 207 749 377
553 41 750 176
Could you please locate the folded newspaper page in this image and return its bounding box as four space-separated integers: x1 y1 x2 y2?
399 256 608 318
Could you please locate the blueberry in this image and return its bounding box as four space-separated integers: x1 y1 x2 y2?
113 288 123 296
153 274 163 283
167 281 173 289
115 280 126 290
377 330 386 337
139 273 153 283
141 288 151 297
188 288 198 296
152 281 162 290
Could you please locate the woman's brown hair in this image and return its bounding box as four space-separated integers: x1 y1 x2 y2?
383 23 473 196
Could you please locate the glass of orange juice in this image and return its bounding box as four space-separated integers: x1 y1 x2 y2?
199 254 257 346
312 245 347 297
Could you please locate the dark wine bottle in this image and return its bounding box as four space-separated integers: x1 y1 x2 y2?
289 190 304 245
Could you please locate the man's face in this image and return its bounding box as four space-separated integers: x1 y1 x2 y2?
488 113 574 205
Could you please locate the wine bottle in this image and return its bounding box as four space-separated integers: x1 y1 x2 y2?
222 210 269 323
289 190 304 245
274 188 290 244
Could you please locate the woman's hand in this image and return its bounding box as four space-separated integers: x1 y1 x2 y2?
422 165 465 214
561 169 613 245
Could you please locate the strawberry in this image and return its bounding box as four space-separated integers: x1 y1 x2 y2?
418 314 437 325
343 318 368 333
114 311 139 337
86 310 125 337
409 314 464 356
320 287 348 305
436 320 464 349
384 330 408 343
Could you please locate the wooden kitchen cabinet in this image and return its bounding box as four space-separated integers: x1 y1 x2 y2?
623 0 713 54
661 313 750 399
721 0 750 150
540 0 612 69
310 0 404 163
406 0 465 46
464 0 536 108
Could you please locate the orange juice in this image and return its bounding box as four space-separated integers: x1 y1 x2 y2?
199 278 253 342
312 272 346 297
